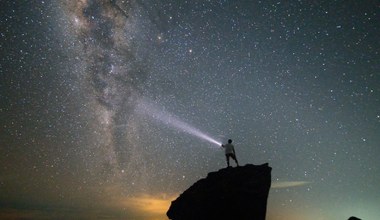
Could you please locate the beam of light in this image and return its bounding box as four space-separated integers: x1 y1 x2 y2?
136 99 222 147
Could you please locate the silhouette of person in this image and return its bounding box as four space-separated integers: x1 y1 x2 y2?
221 139 239 167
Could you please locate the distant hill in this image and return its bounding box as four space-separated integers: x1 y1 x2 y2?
348 217 361 220
167 163 272 220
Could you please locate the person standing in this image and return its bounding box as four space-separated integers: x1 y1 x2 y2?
221 139 239 167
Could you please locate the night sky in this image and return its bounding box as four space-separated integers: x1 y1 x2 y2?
1 0 379 219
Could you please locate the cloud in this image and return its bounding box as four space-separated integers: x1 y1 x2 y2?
271 181 311 189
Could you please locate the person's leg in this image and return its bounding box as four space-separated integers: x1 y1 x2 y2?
232 154 239 166
225 154 230 167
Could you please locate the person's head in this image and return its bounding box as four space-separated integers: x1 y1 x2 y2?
228 139 232 143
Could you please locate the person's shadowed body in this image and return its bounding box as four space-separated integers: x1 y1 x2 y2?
221 139 239 167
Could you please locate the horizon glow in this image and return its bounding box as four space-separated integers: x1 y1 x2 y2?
136 99 222 147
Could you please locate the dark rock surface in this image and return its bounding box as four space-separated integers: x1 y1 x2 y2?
167 163 272 220
348 217 361 220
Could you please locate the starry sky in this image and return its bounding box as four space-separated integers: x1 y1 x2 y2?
1 0 379 219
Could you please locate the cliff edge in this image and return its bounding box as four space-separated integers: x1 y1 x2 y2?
167 163 272 220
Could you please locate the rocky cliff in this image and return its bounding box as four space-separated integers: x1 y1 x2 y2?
167 163 272 220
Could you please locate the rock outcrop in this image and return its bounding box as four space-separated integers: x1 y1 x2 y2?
167 163 272 220
348 217 361 220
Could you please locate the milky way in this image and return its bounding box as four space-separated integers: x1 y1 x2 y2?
61 0 159 191
1 0 379 219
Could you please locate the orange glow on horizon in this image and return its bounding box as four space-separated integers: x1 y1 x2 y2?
121 194 178 219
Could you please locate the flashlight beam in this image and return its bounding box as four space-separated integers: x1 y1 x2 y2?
136 99 221 146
